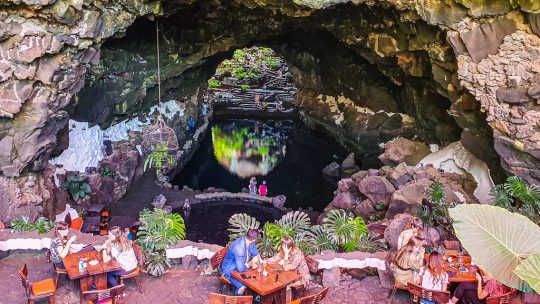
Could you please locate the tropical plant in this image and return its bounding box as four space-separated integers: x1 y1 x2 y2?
143 144 175 175
227 210 367 256
490 176 540 223
61 175 91 201
240 84 250 92
137 208 185 276
227 213 260 241
11 216 55 234
414 181 456 233
352 233 389 253
449 204 540 292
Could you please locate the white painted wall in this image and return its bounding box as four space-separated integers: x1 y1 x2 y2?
49 100 185 172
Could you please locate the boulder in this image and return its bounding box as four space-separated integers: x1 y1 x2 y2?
272 195 287 209
341 153 360 177
337 178 355 192
356 176 395 205
384 213 414 250
354 199 376 220
181 255 199 270
351 170 368 181
322 267 341 287
322 162 341 178
331 191 360 210
386 179 431 219
378 138 431 166
386 163 414 188
496 87 530 104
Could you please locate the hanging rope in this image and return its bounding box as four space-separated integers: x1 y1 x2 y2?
141 21 179 154
156 21 162 107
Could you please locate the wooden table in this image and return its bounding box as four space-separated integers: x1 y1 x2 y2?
424 253 477 283
231 264 301 304
62 250 122 293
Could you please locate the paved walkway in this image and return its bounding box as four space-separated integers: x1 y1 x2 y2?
1 251 407 303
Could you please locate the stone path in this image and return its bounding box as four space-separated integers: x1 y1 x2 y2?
1 251 407 303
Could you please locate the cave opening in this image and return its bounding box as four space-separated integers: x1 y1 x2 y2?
45 1 503 244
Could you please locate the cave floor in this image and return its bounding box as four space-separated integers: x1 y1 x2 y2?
0 251 407 304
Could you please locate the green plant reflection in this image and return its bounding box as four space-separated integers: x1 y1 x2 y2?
211 121 287 178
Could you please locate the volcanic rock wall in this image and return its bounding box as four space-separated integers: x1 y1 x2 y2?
1 0 540 222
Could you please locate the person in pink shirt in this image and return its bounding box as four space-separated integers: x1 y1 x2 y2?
258 180 268 196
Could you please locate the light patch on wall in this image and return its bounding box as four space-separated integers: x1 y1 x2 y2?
48 100 184 172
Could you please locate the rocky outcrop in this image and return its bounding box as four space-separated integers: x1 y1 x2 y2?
0 165 67 225
378 138 432 166
321 162 476 222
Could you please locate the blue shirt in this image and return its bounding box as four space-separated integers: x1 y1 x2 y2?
220 236 259 275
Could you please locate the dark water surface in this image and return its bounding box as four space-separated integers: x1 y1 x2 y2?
172 117 385 244
176 200 285 245
173 118 353 211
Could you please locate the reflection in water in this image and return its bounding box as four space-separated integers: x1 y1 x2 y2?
211 121 288 178
173 118 381 211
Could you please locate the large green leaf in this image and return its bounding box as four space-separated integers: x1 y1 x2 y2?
449 204 540 291
514 253 540 293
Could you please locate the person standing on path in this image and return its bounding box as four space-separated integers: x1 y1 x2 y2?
258 180 268 196
248 177 257 202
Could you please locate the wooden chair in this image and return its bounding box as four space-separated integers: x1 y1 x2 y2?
486 289 516 304
19 264 56 304
286 287 329 304
82 284 125 304
119 266 143 294
210 246 232 293
208 293 253 304
53 263 69 287
407 283 450 304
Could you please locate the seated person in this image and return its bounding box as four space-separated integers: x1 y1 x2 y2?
267 236 310 289
450 268 509 304
392 237 424 285
397 217 424 250
101 226 138 287
49 221 89 269
418 251 448 304
220 229 260 295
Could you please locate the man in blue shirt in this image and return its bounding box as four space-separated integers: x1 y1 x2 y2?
220 229 260 295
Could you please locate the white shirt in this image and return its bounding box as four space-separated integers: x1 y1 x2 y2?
111 247 137 272
420 267 448 291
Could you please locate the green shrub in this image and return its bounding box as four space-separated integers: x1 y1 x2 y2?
227 209 369 257
414 181 456 233
137 208 185 276
240 84 250 92
11 216 55 234
61 175 91 201
208 80 221 88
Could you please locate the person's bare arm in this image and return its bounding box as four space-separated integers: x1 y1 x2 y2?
476 273 489 299
58 236 76 258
